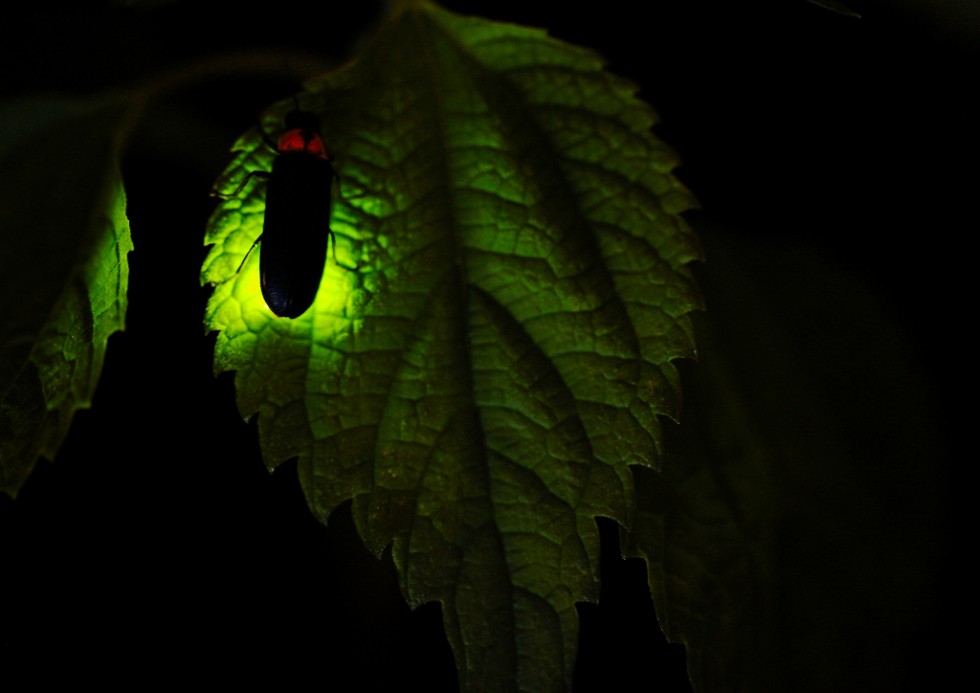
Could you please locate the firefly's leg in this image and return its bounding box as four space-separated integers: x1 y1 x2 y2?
236 236 262 273
328 229 359 272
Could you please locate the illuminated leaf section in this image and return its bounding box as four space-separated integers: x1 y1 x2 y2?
203 1 700 690
0 98 132 497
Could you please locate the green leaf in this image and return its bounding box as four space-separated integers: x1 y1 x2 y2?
0 96 133 497
203 1 700 689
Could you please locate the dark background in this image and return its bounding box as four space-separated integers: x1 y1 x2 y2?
1 0 967 688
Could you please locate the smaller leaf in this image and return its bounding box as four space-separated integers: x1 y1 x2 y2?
626 232 943 691
0 96 133 497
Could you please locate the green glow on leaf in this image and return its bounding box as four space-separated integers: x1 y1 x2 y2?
0 96 132 497
203 1 701 690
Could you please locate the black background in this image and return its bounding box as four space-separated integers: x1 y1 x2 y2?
1 0 968 688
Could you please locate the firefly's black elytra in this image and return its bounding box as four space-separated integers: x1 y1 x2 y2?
216 107 356 319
